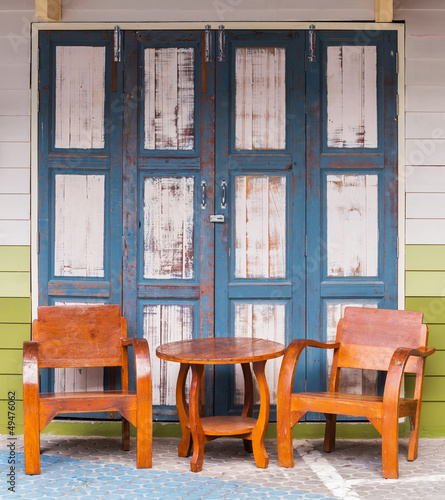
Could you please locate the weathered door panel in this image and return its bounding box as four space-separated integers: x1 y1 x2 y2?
38 31 123 401
214 31 306 417
122 31 215 417
306 31 398 419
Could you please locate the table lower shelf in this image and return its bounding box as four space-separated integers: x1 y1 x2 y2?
186 416 256 436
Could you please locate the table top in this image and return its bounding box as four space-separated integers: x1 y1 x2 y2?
156 337 285 365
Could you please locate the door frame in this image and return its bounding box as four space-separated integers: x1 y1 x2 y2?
30 21 406 322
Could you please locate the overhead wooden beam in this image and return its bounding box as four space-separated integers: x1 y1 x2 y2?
35 0 61 21
375 0 393 22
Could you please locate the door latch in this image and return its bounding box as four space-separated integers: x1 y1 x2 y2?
210 214 225 223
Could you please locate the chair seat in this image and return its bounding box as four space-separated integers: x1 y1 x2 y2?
292 392 418 419
40 390 136 401
38 390 139 430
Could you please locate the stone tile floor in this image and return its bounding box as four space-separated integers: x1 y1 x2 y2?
1 434 445 499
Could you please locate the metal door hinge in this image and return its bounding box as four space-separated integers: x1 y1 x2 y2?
37 89 40 113
308 25 316 63
37 231 41 255
114 26 122 62
396 94 399 116
396 52 399 74
218 25 226 62
304 235 307 257
205 25 213 62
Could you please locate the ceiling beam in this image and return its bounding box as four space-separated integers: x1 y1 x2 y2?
375 0 393 22
35 0 61 21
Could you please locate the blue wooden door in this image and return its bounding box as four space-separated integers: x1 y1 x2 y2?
38 28 398 422
121 31 216 418
38 30 123 399
214 31 306 417
305 31 398 417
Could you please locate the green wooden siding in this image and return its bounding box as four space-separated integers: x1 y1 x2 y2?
405 244 445 437
0 246 31 435
406 245 445 271
0 246 30 272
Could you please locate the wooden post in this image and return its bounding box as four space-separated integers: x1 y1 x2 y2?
35 0 61 21
375 0 393 22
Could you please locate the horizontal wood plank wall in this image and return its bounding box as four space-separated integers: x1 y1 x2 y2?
398 0 445 436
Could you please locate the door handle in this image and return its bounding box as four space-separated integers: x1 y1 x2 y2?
221 180 227 209
201 180 207 210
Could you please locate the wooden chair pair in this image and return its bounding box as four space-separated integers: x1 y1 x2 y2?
23 304 152 475
277 307 435 479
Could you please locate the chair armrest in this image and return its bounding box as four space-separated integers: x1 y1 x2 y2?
121 338 152 395
278 339 340 397
383 346 436 409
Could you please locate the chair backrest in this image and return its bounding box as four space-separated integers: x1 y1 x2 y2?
33 305 126 369
335 307 428 374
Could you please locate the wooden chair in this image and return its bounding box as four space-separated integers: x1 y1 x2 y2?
276 307 435 479
23 304 152 474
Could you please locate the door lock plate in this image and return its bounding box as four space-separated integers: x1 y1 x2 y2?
210 214 225 223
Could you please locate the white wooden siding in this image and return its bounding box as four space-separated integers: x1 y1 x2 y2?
0 221 30 245
234 302 285 405
0 90 30 115
326 174 378 277
327 46 377 148
407 87 445 112
0 116 30 142
406 166 445 193
143 304 193 406
235 175 286 278
0 169 30 194
406 113 445 139
235 47 286 150
326 302 378 394
143 177 194 280
54 174 105 277
144 47 195 150
55 46 106 149
406 220 445 245
0 143 30 168
0 194 30 219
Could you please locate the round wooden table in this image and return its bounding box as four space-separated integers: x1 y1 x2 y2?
156 337 285 472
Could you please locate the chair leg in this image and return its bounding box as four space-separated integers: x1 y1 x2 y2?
407 411 420 462
381 413 399 479
122 417 130 451
136 401 152 469
323 413 337 452
24 406 41 475
277 398 294 468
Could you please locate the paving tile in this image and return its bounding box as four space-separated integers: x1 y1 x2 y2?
1 435 445 499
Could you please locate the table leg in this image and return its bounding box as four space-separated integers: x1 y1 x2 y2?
176 363 192 457
189 363 206 472
241 362 254 453
251 360 270 468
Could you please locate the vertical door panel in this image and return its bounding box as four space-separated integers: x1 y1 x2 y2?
215 31 306 417
54 174 105 278
123 31 214 419
306 31 398 413
143 303 193 406
144 47 195 150
143 176 195 280
54 46 106 149
233 302 286 405
326 174 378 277
38 31 123 400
